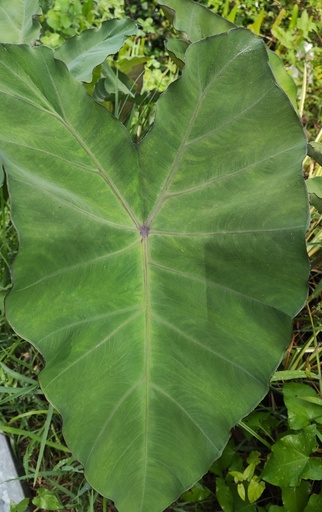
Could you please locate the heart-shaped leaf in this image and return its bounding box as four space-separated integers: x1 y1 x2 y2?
262 425 322 487
0 25 308 512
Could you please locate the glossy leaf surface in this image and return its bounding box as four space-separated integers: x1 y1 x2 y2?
54 19 137 82
0 0 41 43
0 27 308 512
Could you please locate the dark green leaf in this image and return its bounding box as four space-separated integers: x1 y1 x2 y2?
282 481 311 512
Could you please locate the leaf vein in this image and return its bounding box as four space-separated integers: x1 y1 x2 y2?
166 143 305 197
44 311 142 387
146 39 260 224
11 175 135 231
15 240 139 292
152 312 265 386
150 261 283 312
151 225 306 237
0 138 97 173
186 85 275 147
84 379 144 466
39 307 141 343
152 384 219 450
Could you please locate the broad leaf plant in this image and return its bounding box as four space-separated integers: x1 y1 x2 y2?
0 0 309 511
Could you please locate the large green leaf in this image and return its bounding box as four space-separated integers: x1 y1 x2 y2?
0 0 41 44
0 27 308 512
161 0 298 108
54 19 137 82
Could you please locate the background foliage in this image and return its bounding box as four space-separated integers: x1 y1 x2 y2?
0 0 321 511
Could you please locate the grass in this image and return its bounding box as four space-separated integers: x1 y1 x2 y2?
0 0 322 511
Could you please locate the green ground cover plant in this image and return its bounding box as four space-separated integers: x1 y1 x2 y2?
0 0 321 511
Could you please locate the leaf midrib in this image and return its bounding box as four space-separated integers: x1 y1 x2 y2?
140 236 151 509
145 90 204 226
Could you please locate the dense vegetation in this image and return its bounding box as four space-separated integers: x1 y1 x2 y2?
0 1 321 511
